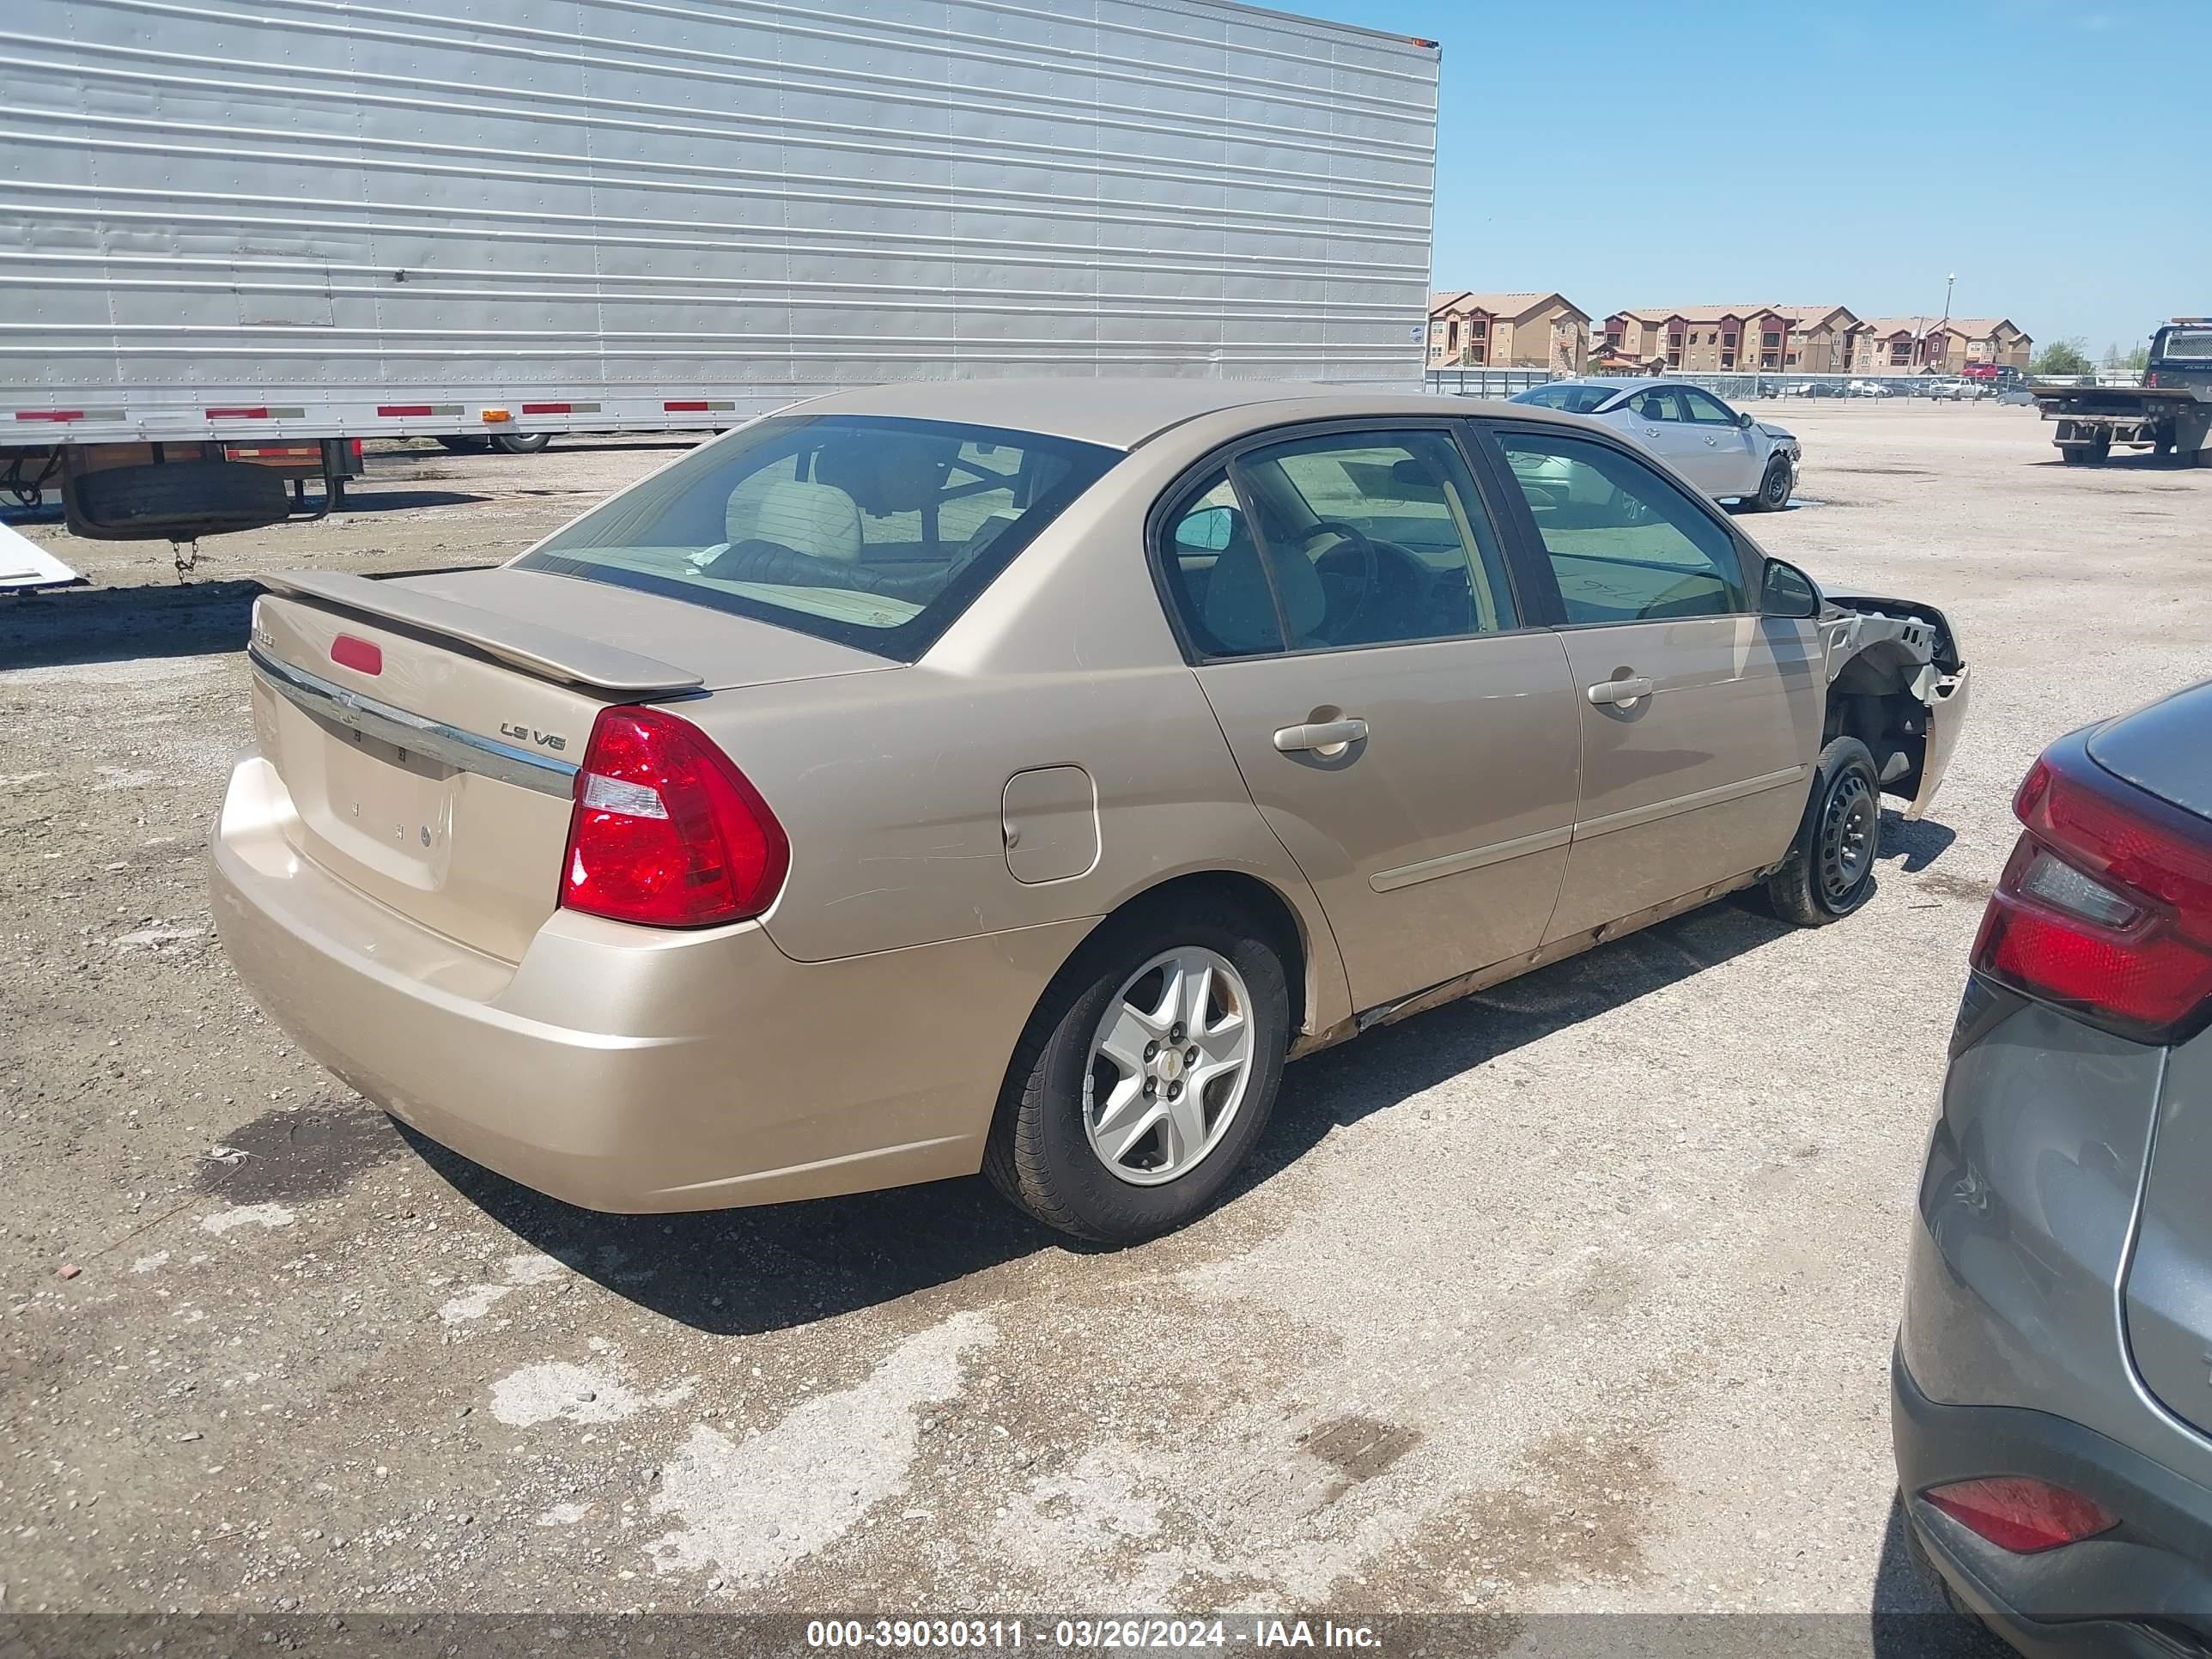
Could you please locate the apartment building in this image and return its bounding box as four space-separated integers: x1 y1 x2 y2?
1601 305 1860 373
1428 291 1590 371
1848 317 2033 374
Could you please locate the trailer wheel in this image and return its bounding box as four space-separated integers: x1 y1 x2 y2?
64 460 290 541
490 432 550 455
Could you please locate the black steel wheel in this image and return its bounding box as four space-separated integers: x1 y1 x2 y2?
1743 455 1793 512
1765 737 1882 927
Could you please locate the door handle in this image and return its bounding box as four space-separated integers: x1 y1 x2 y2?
1273 717 1368 756
1586 676 1654 706
1704 435 1718 446
1643 426 1660 436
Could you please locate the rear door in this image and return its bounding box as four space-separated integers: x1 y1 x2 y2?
1158 422 1583 1012
1477 422 1823 941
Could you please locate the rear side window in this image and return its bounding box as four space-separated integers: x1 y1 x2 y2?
1159 471 1284 657
1627 388 1688 422
1495 430 1747 623
1511 384 1615 415
1155 428 1518 658
518 416 1118 660
2154 327 2212 362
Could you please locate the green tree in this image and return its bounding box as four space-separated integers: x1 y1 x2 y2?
2125 343 2150 372
2033 337 2095 378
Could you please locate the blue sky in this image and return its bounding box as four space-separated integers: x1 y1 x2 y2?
1292 0 2199 355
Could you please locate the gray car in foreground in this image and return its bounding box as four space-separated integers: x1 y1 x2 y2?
1895 679 2212 1654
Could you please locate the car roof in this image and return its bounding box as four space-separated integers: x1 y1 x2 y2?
782 377 1577 450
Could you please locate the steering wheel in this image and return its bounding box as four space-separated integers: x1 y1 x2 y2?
1304 520 1385 639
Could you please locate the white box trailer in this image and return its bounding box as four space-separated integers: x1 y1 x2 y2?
0 0 1439 542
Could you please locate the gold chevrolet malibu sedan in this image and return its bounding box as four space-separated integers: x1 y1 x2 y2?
212 381 1970 1241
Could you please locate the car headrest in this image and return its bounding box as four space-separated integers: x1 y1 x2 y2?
813 433 957 516
1201 520 1324 652
726 477 865 562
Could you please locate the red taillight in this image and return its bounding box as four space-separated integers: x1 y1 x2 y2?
1971 745 2212 1041
2145 371 2159 388
331 634 383 675
560 707 788 928
1923 1477 2118 1554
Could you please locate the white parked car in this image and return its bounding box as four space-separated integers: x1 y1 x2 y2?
1509 380 1800 511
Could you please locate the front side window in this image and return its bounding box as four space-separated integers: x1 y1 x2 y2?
1156 429 1518 657
518 415 1117 660
1495 430 1747 625
1680 388 1740 426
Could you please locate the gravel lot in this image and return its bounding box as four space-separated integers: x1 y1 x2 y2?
3 406 2208 1644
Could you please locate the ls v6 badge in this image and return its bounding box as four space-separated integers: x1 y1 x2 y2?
499 722 568 751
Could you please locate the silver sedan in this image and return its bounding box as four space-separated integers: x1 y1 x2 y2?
1509 379 1800 510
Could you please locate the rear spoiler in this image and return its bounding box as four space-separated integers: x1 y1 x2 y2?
255 569 703 696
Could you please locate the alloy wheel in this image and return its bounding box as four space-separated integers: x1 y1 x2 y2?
1084 947 1255 1186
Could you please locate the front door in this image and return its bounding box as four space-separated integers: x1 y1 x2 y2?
1679 387 1764 498
1155 424 1583 1012
1482 424 1824 941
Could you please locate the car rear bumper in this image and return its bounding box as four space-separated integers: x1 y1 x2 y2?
1893 1347 2212 1655
210 753 1089 1212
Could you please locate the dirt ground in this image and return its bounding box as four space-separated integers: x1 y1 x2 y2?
3 406 2208 1647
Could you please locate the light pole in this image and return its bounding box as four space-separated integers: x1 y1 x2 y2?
1933 274 1955 371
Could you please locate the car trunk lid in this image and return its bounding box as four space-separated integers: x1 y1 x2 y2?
247 566 889 962
2087 681 2212 824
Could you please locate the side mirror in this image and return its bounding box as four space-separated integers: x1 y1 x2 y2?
1736 410 1756 428
1761 558 1820 620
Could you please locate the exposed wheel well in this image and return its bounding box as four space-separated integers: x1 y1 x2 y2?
1090 871 1310 1039
1822 661 1930 800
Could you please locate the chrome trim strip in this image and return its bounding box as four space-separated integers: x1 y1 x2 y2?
248 645 580 799
1370 824 1571 894
1572 764 1807 842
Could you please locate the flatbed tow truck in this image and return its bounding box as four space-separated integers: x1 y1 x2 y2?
2034 319 2212 465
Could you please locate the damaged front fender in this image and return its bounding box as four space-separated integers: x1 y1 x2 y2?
1818 593 1971 820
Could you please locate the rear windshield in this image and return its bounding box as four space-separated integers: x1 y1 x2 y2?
2154 327 2212 362
1510 384 1618 415
517 415 1120 660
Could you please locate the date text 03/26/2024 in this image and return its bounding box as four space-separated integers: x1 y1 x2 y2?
805 1619 1383 1650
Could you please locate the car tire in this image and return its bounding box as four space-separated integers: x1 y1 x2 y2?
64 459 290 541
491 432 551 455
1765 737 1881 927
984 899 1289 1243
1743 455 1793 512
